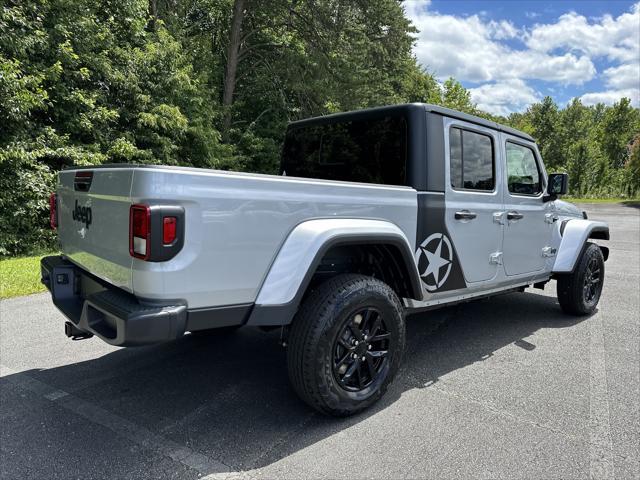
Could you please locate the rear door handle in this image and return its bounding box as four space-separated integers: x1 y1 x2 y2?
455 210 477 220
507 211 524 220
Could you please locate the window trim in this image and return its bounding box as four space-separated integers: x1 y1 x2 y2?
504 139 544 198
448 125 496 194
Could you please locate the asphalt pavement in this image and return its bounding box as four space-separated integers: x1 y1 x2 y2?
1 203 638 479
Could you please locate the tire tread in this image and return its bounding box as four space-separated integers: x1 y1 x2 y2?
557 242 604 315
287 274 404 416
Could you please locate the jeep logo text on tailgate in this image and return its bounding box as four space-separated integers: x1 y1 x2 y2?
72 200 92 228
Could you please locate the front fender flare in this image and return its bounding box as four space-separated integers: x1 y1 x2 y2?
247 218 422 326
553 219 609 273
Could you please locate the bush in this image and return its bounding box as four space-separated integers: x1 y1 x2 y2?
0 147 55 256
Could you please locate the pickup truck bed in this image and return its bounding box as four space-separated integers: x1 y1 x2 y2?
46 164 421 345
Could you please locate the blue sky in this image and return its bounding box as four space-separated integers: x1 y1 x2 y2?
403 1 640 115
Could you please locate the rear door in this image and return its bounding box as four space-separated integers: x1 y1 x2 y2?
500 135 554 275
443 118 504 284
57 168 134 291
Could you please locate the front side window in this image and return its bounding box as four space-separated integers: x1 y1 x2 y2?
449 127 494 191
506 142 542 195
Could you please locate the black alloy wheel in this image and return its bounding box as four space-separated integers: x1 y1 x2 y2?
287 274 406 416
332 308 390 392
583 256 602 306
557 242 605 315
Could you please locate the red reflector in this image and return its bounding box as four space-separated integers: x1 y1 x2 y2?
129 204 150 260
74 171 94 179
163 217 177 244
49 193 57 229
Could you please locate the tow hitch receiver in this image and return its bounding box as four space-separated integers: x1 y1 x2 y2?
64 321 93 340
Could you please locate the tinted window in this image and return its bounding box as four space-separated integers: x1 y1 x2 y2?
506 142 542 195
280 115 407 185
449 127 494 191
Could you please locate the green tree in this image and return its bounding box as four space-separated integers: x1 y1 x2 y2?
625 134 640 196
214 0 431 172
2 0 639 255
527 96 564 171
597 98 640 169
559 99 592 195
441 77 476 114
0 0 233 254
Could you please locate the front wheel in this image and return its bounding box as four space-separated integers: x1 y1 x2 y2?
557 242 605 315
287 274 405 417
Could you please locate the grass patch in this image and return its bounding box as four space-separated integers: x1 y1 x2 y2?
564 197 640 204
0 254 51 299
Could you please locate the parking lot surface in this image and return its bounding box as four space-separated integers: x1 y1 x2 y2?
1 203 638 479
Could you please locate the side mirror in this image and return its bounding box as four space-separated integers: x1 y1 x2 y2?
544 173 568 202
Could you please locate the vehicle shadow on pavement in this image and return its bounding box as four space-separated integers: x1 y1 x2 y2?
3 290 590 476
620 201 640 209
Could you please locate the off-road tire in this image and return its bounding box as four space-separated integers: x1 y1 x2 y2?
557 242 605 315
287 274 405 417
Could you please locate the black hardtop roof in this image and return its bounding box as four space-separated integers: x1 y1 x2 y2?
288 103 534 142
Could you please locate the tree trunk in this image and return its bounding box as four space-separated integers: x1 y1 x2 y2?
148 0 158 31
222 0 246 139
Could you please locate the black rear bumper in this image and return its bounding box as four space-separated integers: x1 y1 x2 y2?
40 256 187 347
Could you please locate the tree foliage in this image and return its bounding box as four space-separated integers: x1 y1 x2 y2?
1 0 638 255
506 96 640 198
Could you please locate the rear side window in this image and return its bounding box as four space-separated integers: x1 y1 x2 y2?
449 127 494 191
280 115 407 185
506 142 542 195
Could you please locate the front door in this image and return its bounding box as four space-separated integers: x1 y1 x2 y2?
443 118 504 284
500 135 554 276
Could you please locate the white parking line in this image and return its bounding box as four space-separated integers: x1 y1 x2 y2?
589 316 615 480
0 365 240 479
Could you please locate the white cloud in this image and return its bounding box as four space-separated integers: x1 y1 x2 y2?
580 46 639 107
469 79 541 116
403 1 640 113
581 88 639 106
525 4 640 64
602 63 640 90
488 20 519 40
404 1 596 85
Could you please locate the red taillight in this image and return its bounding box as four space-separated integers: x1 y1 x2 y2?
163 217 177 244
49 193 57 229
130 204 150 260
129 204 183 262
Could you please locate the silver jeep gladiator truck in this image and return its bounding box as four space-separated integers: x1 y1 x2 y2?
42 103 609 416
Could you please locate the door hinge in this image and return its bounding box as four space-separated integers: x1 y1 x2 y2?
489 251 503 265
542 246 557 257
545 213 559 224
493 211 505 225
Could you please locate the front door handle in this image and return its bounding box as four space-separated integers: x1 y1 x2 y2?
507 211 524 220
455 210 477 220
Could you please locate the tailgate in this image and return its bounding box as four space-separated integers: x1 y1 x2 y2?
57 168 134 292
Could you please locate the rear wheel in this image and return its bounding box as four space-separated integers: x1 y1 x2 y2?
287 274 405 417
557 242 605 315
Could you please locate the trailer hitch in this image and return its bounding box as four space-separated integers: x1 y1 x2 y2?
64 321 93 340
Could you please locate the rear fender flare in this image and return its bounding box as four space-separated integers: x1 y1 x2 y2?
553 219 609 273
247 218 422 326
